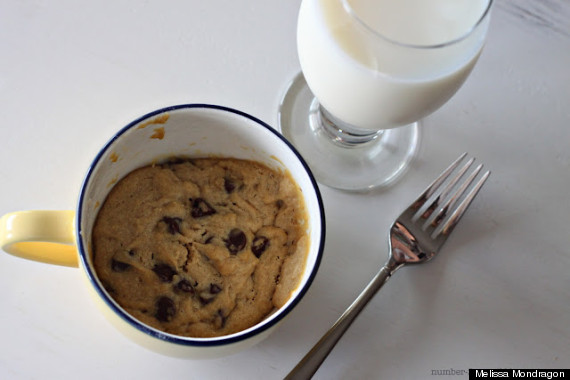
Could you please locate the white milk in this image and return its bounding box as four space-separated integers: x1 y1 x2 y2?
297 0 491 130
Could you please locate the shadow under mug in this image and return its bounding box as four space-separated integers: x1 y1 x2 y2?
0 104 326 358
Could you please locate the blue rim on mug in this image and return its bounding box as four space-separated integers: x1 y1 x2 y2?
76 104 326 347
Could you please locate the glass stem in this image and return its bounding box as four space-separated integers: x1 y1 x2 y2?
308 99 383 147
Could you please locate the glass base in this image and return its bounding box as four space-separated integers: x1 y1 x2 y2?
278 73 421 192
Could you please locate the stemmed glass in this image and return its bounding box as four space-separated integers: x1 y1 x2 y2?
279 0 493 191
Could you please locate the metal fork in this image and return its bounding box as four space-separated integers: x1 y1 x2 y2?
285 153 490 380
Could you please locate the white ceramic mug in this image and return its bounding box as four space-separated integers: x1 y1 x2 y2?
0 104 325 358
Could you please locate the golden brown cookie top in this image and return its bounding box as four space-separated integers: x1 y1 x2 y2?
92 158 308 337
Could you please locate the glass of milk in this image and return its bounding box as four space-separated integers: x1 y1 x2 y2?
279 0 493 191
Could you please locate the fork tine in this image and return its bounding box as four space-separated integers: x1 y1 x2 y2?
420 157 475 222
424 162 482 228
411 153 467 219
433 169 490 238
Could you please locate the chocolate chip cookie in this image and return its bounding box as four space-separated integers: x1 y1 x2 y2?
92 158 308 337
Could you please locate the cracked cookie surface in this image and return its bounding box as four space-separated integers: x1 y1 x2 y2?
92 158 308 337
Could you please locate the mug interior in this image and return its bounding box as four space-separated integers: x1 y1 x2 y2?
76 104 325 346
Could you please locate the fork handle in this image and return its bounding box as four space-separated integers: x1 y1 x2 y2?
285 259 400 380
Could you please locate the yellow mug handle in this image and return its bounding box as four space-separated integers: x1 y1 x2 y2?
0 210 78 267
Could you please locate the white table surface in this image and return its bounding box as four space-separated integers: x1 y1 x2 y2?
1 1 569 379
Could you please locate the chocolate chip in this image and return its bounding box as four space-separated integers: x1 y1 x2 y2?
101 280 116 294
210 283 222 294
198 284 222 305
162 217 182 234
176 279 195 294
155 296 176 322
224 178 236 193
216 309 227 328
252 236 270 258
275 199 285 209
111 259 130 272
152 263 177 283
199 293 215 305
191 198 216 218
225 228 246 254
